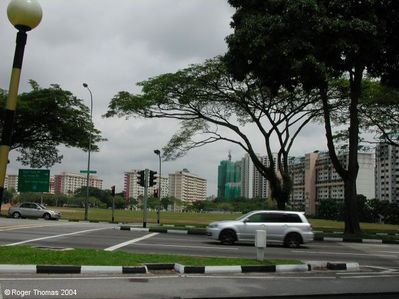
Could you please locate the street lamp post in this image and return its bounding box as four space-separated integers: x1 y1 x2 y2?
83 83 93 221
0 0 42 215
154 149 161 224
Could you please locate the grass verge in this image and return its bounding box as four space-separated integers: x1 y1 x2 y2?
0 246 301 267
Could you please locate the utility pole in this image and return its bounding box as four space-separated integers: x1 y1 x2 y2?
143 169 149 228
111 185 115 223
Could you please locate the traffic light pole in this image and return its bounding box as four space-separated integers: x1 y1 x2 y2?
111 185 115 223
143 169 149 228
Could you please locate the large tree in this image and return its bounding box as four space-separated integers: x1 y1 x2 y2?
359 82 399 147
224 0 399 234
106 57 321 209
0 80 104 168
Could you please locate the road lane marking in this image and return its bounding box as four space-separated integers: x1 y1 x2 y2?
376 251 399 254
0 275 338 281
342 274 399 279
0 223 70 232
294 250 396 258
3 227 111 246
104 233 159 251
132 243 239 250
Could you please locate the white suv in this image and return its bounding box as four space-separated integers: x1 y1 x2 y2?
207 210 314 248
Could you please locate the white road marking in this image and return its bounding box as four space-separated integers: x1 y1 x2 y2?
0 275 338 281
294 250 397 258
375 251 399 254
0 223 70 232
342 274 399 279
104 233 159 251
4 227 110 246
132 243 239 250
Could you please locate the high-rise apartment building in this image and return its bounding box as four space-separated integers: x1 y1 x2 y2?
54 172 103 195
240 154 255 198
258 154 278 198
290 151 375 215
4 174 18 191
375 142 399 203
169 169 207 202
240 153 277 199
221 151 375 215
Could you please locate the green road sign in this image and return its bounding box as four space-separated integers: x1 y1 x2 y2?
80 170 97 174
18 169 50 193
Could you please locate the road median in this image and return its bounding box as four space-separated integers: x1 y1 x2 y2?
0 245 359 275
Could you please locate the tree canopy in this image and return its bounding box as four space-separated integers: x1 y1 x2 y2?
106 57 322 209
224 0 399 234
0 80 105 168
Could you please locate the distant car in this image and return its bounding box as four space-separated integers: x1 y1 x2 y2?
8 202 61 220
207 210 314 248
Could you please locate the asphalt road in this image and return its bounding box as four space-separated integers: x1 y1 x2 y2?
1 218 399 299
0 272 399 299
0 218 398 269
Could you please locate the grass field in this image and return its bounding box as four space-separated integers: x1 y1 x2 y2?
309 218 399 233
0 246 300 266
57 207 241 226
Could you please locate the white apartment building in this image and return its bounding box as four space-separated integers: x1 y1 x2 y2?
240 154 255 198
168 169 207 202
54 172 103 195
375 142 399 203
124 170 168 200
241 153 278 199
4 174 18 191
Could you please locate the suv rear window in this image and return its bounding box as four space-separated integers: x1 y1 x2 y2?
284 214 303 223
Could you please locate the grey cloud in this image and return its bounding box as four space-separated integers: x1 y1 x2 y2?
1 0 330 196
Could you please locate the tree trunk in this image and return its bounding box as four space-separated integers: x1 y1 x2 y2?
320 71 363 235
343 68 363 235
276 197 286 210
270 183 288 210
343 177 361 234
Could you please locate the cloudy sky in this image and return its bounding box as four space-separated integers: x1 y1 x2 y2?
0 0 327 196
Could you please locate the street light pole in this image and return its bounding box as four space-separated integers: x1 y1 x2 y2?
0 0 42 215
83 83 93 221
154 149 161 224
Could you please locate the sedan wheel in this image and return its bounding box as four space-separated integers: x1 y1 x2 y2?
43 213 51 220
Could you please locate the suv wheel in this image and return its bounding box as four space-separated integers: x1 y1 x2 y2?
12 212 21 219
284 233 302 248
219 229 236 245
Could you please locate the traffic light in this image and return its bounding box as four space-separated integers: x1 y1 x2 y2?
149 170 157 187
137 170 145 187
111 185 115 196
154 189 158 198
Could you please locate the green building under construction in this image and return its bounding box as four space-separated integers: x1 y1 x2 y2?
217 153 241 200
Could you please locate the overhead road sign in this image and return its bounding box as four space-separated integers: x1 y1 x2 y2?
18 169 50 192
80 170 97 174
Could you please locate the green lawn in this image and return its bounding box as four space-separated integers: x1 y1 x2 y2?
310 218 399 233
0 246 300 266
57 207 240 226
